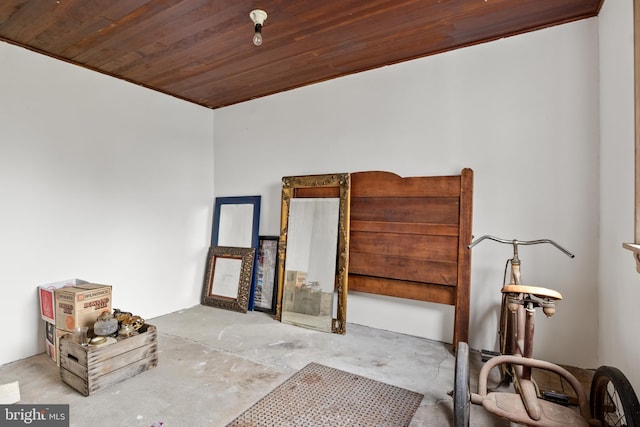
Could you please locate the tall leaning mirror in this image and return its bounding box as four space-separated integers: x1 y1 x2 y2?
276 173 350 334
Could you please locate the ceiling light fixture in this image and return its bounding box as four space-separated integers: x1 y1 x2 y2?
249 9 267 46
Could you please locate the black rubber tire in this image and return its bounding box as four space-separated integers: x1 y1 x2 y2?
454 341 471 427
590 365 640 426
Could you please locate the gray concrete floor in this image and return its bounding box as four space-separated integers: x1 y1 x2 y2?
1 305 523 426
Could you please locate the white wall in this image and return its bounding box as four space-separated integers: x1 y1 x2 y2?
214 19 600 367
5 0 636 389
0 42 214 365
599 0 640 389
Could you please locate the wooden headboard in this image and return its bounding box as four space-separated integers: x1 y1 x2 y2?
348 169 473 349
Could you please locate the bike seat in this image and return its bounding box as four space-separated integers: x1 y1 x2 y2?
501 284 563 300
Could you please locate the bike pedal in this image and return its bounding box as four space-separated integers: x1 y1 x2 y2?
481 349 501 362
542 391 571 406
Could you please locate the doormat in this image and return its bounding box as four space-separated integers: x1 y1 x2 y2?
226 362 423 427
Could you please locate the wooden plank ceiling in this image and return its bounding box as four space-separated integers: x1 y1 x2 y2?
0 0 602 110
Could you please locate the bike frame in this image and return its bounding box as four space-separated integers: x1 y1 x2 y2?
471 353 592 421
492 289 591 421
502 259 537 381
467 236 592 423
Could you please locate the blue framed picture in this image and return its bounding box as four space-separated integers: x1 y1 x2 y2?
211 196 261 310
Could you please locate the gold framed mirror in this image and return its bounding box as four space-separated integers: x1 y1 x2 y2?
201 246 256 313
275 173 350 334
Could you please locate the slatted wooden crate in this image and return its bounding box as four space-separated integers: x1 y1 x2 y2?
59 324 158 396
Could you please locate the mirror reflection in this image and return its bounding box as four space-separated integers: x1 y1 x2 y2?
210 256 242 298
217 204 254 247
281 198 339 332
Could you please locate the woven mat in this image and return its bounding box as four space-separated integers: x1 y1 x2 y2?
226 362 423 427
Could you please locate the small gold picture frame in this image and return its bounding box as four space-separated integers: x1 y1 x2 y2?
201 246 256 313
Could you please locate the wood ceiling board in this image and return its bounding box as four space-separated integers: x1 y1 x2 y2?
0 0 602 109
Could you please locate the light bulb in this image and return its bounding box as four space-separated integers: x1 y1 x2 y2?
249 10 267 46
253 32 262 46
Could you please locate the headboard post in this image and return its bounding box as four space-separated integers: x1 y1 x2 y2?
453 168 473 350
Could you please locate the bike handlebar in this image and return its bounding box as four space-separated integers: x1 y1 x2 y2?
468 235 575 258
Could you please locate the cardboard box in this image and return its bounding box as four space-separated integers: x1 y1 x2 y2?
44 321 55 362
59 324 158 396
44 321 70 366
38 278 88 323
54 284 112 333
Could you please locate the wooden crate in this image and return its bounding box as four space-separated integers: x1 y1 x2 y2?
59 324 158 396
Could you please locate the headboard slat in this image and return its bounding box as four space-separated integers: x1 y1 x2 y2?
351 197 460 224
350 252 457 284
349 275 456 305
351 220 459 236
350 232 459 261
